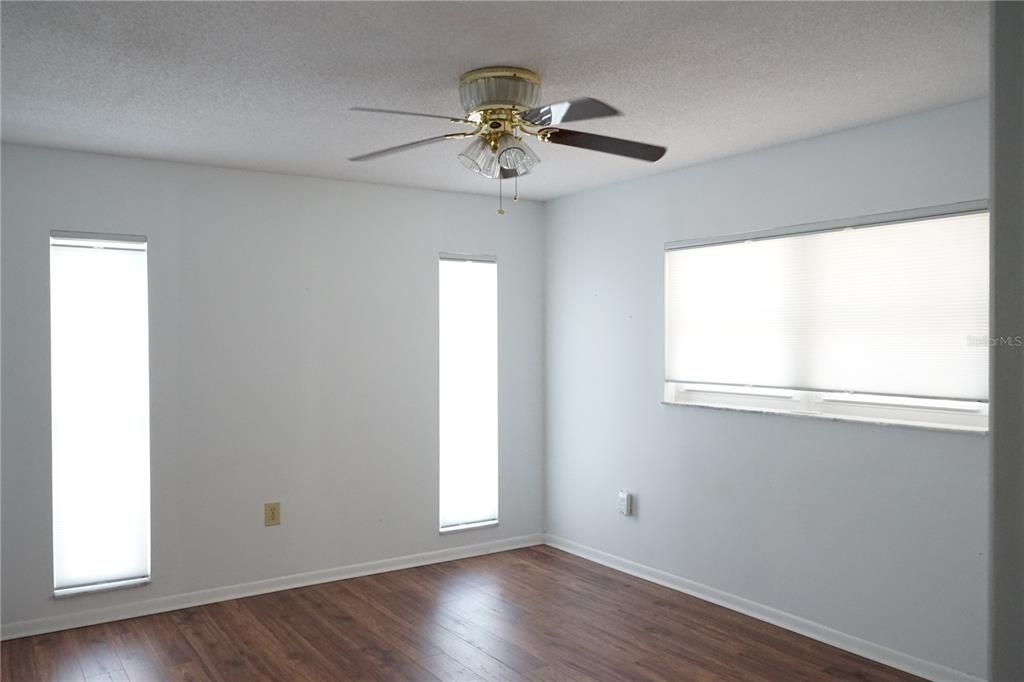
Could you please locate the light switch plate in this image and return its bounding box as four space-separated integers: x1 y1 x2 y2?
264 501 281 526
618 490 633 516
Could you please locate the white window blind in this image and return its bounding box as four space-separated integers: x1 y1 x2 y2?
665 209 989 429
439 257 499 531
50 233 151 595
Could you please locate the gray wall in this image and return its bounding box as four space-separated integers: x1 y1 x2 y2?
1 145 546 629
543 99 990 679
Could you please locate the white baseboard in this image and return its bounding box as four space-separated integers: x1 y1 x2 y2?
544 534 985 682
0 533 544 641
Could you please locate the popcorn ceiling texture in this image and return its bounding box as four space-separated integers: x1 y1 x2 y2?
1 1 988 200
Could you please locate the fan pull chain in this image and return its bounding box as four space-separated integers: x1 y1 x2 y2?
497 174 505 216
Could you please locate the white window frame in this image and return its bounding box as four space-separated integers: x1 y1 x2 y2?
438 253 500 534
663 200 989 433
50 230 152 597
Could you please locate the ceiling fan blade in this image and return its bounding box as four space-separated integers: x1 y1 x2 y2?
350 107 473 125
543 128 666 162
520 98 620 126
348 133 469 162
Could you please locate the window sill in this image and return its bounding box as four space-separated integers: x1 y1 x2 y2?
439 519 499 535
661 399 989 434
53 576 151 599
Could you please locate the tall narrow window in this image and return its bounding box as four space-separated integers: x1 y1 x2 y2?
50 232 150 595
439 256 498 531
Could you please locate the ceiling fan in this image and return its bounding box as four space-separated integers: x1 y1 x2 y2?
349 66 667 213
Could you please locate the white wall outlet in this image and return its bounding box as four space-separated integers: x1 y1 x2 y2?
618 490 633 516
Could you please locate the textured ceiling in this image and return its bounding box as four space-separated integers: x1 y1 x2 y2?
1 2 989 201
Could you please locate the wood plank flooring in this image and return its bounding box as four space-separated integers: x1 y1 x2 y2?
1 546 921 681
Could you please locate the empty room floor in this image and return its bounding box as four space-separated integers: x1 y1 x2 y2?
0 546 920 681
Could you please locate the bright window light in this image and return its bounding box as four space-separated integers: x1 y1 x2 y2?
50 233 151 595
439 257 498 531
664 207 990 431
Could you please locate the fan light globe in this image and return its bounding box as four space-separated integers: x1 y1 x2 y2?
457 137 489 174
479 151 500 179
496 135 540 177
458 137 502 179
496 136 525 170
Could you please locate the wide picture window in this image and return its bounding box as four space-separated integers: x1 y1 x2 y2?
664 206 989 431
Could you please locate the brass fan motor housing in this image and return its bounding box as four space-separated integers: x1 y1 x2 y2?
458 67 547 149
459 66 542 114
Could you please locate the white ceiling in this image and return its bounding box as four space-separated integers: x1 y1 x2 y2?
1 2 989 201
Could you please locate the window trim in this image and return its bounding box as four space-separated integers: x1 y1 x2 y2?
438 519 500 536
51 230 147 245
50 230 152 597
662 383 988 433
663 200 990 433
439 252 497 264
664 199 988 251
53 576 151 599
438 253 500 533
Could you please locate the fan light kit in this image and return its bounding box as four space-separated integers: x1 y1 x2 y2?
350 66 667 214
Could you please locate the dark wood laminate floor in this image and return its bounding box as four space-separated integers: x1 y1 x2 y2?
2 546 921 682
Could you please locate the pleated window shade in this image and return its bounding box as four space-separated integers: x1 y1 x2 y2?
439 257 498 531
50 234 151 595
665 211 990 402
